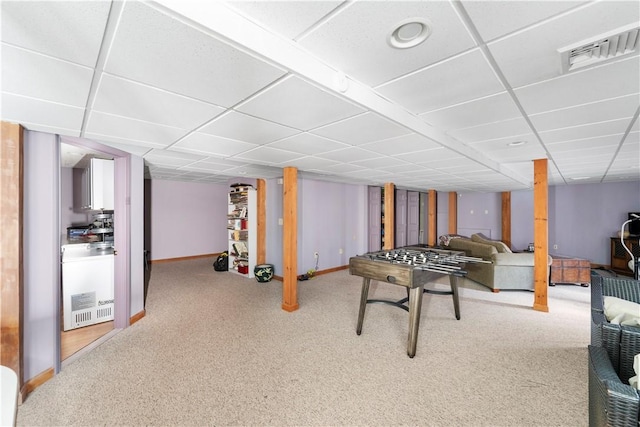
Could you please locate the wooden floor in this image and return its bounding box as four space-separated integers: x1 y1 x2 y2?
61 321 114 361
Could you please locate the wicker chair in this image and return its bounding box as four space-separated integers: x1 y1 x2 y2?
588 345 639 426
591 273 640 383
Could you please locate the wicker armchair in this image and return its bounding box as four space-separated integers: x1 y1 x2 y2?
588 345 639 426
591 273 640 383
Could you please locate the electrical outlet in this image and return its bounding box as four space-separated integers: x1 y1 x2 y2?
339 248 343 254
314 252 319 259
553 244 558 250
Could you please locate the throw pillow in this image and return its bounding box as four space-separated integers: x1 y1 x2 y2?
471 233 512 253
630 353 640 390
603 296 640 326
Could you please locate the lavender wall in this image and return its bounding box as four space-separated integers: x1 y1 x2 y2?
23 130 59 381
147 179 228 260
453 181 640 265
298 178 368 273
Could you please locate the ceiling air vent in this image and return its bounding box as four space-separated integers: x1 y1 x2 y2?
560 25 639 73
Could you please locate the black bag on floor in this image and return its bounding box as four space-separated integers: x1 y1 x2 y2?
213 251 229 271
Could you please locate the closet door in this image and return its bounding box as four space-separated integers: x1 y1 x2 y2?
395 189 407 248
407 191 420 245
367 186 382 252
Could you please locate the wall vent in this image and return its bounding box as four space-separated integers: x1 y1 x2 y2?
560 25 639 73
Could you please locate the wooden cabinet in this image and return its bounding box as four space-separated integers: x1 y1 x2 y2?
228 186 256 277
549 255 590 285
610 237 639 276
80 158 114 211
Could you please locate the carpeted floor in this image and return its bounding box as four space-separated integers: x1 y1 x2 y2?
17 258 590 426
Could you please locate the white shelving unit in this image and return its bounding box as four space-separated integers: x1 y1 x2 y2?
227 186 257 278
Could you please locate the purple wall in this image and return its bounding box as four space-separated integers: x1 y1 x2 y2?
455 181 640 265
147 179 228 260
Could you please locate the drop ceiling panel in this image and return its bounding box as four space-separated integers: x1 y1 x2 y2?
0 1 110 67
172 133 257 157
546 134 624 152
228 1 343 41
232 146 303 164
460 0 586 42
420 92 521 131
236 76 364 130
487 1 640 88
144 149 207 167
316 146 383 163
393 147 461 164
515 57 640 115
284 156 341 171
449 117 531 144
349 156 410 169
104 1 287 106
96 140 153 158
529 94 640 131
266 133 350 155
539 119 631 144
93 75 226 130
86 112 188 146
1 45 94 106
311 113 411 145
1 92 85 132
199 111 299 144
84 132 166 150
376 49 505 114
299 0 475 86
360 133 441 156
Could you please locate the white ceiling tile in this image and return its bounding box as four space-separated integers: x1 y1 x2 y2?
237 76 364 130
540 119 631 144
223 164 284 178
1 1 110 66
360 133 441 156
171 133 257 157
232 146 303 164
420 92 521 131
144 149 207 167
1 45 94 106
86 112 187 146
488 0 640 88
515 57 640 114
349 156 408 169
87 140 153 158
104 1 286 106
1 92 85 132
266 133 350 155
283 156 341 170
529 94 640 131
317 147 382 163
84 132 166 150
199 111 299 144
377 49 505 114
93 75 226 129
228 1 343 40
299 0 475 86
449 117 531 144
461 1 586 42
393 147 461 164
311 113 411 145
546 134 623 152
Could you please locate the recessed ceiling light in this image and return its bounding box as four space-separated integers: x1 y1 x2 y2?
508 141 527 147
387 18 432 49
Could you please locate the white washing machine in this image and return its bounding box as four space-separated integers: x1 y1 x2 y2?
61 243 115 331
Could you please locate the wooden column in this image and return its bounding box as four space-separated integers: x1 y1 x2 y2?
282 167 299 312
256 179 266 265
383 182 395 250
533 159 549 312
448 192 457 234
428 190 437 246
1 121 24 400
501 192 512 248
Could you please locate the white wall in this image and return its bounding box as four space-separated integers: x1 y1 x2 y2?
147 179 228 260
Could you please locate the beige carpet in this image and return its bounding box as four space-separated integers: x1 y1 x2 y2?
17 258 590 426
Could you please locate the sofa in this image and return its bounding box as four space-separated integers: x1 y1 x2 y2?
444 233 539 292
590 273 640 383
589 274 640 426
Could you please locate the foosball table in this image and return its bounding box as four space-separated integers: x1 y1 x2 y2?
349 246 489 358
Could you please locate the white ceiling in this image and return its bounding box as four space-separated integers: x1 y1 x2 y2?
1 0 639 192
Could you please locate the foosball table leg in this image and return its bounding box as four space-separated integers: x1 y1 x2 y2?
407 285 424 358
450 276 461 320
356 278 370 335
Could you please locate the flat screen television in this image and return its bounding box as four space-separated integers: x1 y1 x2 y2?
629 212 640 236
